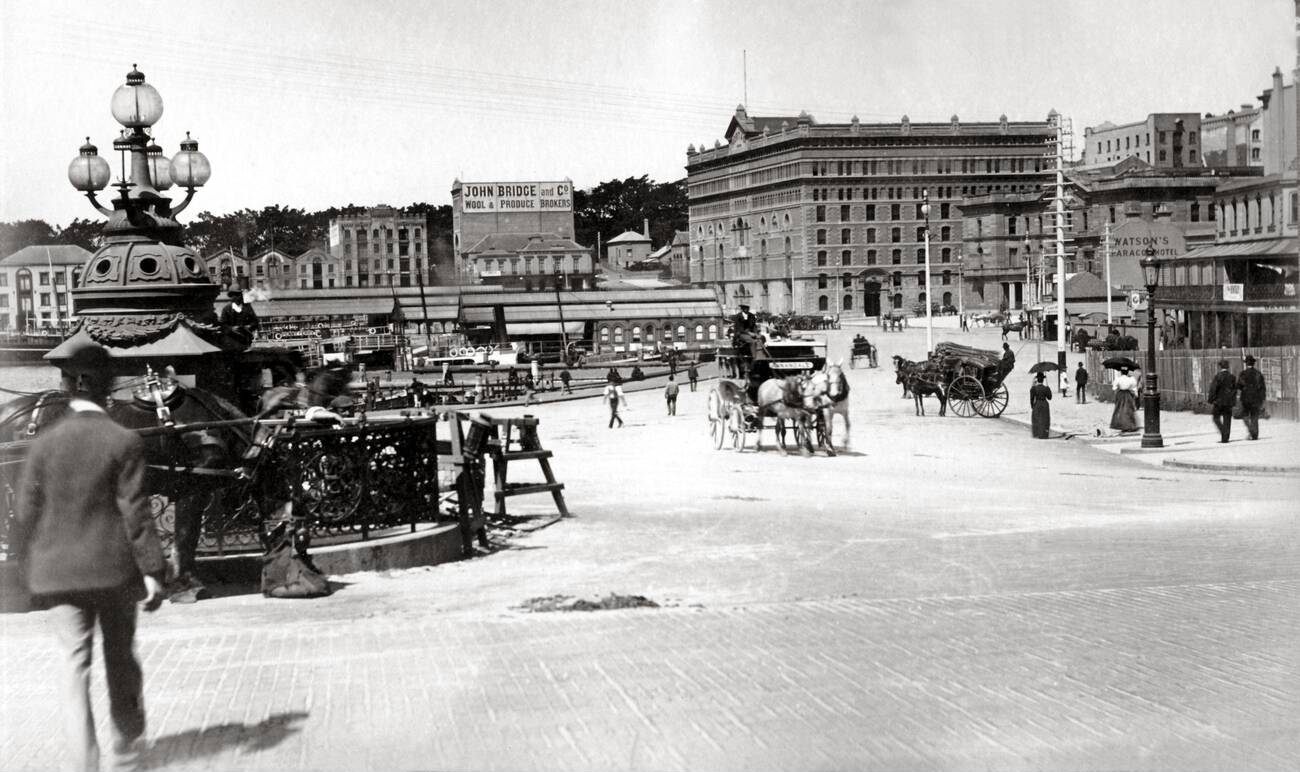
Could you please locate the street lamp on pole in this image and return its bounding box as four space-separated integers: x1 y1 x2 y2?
920 189 933 355
554 265 569 363
1139 249 1164 448
956 253 964 319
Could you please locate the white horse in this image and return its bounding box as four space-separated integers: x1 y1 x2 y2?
808 360 850 454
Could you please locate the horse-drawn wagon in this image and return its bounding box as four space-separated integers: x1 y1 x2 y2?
931 342 1012 418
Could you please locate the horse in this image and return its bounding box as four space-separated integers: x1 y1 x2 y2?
753 376 820 455
807 361 850 455
706 379 747 448
0 363 353 601
1002 321 1027 340
893 355 923 397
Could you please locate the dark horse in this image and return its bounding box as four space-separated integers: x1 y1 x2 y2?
892 356 947 416
1001 322 1027 340
0 364 353 601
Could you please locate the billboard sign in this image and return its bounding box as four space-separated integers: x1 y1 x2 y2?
1223 283 1244 302
460 181 573 213
1106 220 1187 288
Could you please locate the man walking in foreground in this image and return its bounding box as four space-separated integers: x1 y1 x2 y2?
14 342 166 771
1206 358 1238 443
664 376 679 416
1237 354 1266 440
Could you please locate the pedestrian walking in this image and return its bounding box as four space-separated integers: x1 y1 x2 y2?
1206 358 1238 443
1110 366 1139 432
1074 362 1090 404
13 343 167 771
559 369 572 394
1029 372 1053 439
1237 354 1265 440
959 314 969 332
523 373 538 405
603 379 626 428
664 376 679 416
687 363 699 392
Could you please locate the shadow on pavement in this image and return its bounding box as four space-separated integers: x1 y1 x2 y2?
139 711 309 769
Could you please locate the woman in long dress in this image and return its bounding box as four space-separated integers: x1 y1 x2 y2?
1110 366 1139 432
1030 372 1053 438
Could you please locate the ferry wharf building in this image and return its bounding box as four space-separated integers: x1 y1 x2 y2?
684 106 1055 317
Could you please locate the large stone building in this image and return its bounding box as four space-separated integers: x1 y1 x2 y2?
0 245 88 331
451 179 577 280
328 206 432 288
1081 114 1203 170
959 158 1233 313
462 233 593 291
684 106 1056 317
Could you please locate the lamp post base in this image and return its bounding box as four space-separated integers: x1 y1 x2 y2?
1141 389 1163 448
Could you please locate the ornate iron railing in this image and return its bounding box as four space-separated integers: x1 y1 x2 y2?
0 415 444 561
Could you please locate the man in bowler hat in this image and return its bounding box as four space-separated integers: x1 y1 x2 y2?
14 342 167 769
1237 354 1266 440
1206 358 1238 443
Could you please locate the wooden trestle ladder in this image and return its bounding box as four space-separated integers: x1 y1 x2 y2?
482 414 569 519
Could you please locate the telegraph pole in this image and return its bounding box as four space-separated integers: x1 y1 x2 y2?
1047 110 1072 389
1104 220 1113 325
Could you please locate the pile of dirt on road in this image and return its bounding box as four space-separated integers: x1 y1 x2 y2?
518 593 660 613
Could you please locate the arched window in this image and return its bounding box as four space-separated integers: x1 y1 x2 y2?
676 324 687 339
891 271 902 287
695 324 705 340
760 239 767 255
916 249 925 264
817 250 828 267
918 291 927 305
942 291 952 306
942 270 952 285
818 295 829 311
915 227 925 241
816 229 827 245
941 247 951 263
892 293 903 309
890 227 901 243
599 326 611 343
707 324 719 340
940 226 951 241
817 274 829 289
613 326 625 343
916 270 926 286
631 326 642 343
843 294 853 310
841 250 852 266
783 213 791 228
891 249 902 265
783 236 791 254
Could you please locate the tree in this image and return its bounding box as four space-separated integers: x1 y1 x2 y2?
55 218 103 251
0 219 58 259
573 176 687 258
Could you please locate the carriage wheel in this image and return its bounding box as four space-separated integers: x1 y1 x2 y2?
947 375 983 418
710 413 725 449
849 356 857 369
975 383 1010 417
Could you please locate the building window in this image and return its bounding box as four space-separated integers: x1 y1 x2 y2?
694 324 704 340
865 204 875 220
890 227 901 243
600 326 610 344
38 272 49 286
816 230 827 245
613 326 624 343
1158 131 1167 144
817 250 828 267
915 227 925 242
815 205 825 222
1190 203 1200 222
840 204 850 221
817 274 829 289
707 324 718 340
867 249 877 265
818 295 829 311
891 204 900 220
843 294 853 310
841 250 852 266
891 249 901 265
866 227 876 243
840 228 851 244
941 247 951 263
916 249 925 264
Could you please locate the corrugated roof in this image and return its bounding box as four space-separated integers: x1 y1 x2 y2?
465 233 587 254
460 288 717 307
1 244 92 266
463 301 721 324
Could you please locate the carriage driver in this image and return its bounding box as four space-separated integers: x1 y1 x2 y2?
731 303 760 379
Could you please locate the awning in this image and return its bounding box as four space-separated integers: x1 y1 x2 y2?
505 321 585 336
1178 238 1298 261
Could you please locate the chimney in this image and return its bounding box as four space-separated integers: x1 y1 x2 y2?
643 218 650 239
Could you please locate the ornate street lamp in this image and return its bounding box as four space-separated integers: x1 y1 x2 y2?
920 189 933 355
51 64 231 376
1140 248 1164 448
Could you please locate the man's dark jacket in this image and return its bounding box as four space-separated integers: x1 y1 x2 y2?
1237 367 1265 407
14 409 166 598
1207 370 1238 409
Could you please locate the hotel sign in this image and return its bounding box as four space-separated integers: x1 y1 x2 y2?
1223 283 1244 302
460 181 573 213
1106 221 1187 288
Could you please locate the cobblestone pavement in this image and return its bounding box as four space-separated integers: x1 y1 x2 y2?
1 321 1297 770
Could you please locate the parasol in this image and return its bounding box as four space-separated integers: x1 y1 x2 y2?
1028 362 1060 374
1102 356 1141 371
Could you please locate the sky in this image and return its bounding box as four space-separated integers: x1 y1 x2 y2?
1 0 1295 228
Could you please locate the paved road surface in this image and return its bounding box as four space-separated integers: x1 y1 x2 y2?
1 323 1296 770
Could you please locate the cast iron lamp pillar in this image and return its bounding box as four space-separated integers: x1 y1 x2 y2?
920 189 933 355
1140 249 1163 448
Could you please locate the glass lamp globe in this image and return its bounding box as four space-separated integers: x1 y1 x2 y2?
110 65 164 128
169 132 211 188
146 140 173 190
68 138 110 192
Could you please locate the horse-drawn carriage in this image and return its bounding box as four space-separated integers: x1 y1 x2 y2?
849 335 878 369
707 336 848 455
